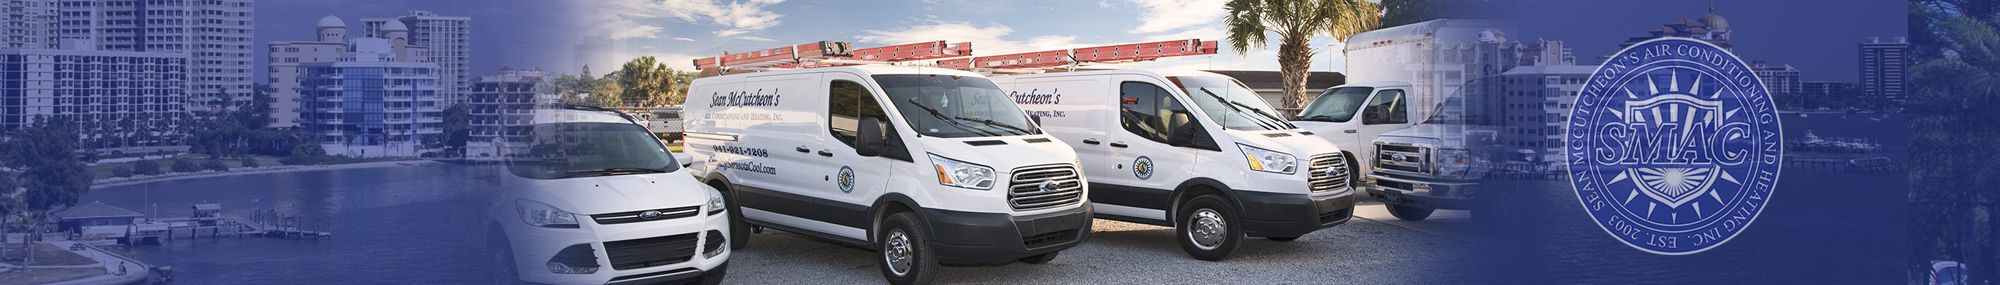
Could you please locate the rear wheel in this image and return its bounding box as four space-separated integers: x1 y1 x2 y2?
1388 204 1435 221
878 212 938 285
1019 252 1060 264
1175 194 1242 261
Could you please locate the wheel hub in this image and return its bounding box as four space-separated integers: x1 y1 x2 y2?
1187 208 1227 250
884 230 914 276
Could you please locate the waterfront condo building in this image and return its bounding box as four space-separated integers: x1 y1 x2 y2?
2 0 59 49
56 0 255 113
466 67 555 160
363 10 469 107
295 37 441 158
1859 36 1909 105
267 15 431 129
0 48 188 147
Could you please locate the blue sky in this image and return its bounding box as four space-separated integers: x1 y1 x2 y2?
575 0 1340 75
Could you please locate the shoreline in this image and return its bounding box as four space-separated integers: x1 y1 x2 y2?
91 160 437 189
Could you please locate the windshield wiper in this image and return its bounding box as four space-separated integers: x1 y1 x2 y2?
953 116 1032 135
1296 114 1344 122
565 167 668 177
1197 88 1288 130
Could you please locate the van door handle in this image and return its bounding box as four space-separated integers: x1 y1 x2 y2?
1109 142 1129 148
816 150 834 157
1081 139 1101 145
1344 129 1358 134
796 146 810 153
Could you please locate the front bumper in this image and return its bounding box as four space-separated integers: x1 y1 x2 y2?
1234 190 1356 238
922 203 1093 265
1367 173 1478 210
505 210 732 285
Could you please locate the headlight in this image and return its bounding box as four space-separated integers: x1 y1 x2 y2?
929 153 996 190
1238 144 1297 174
516 199 579 228
1436 148 1472 177
706 187 727 215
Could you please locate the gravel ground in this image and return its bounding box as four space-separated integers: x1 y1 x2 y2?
720 208 1472 284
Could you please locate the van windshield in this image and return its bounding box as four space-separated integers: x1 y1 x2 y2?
507 121 678 180
1171 76 1295 131
1295 86 1373 123
877 74 1039 138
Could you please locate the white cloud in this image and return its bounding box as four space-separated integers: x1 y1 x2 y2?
655 0 786 37
736 36 776 42
669 37 697 42
601 17 665 40
1125 0 1228 34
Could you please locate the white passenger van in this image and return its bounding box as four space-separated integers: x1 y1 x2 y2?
486 106 730 284
992 70 1355 261
683 65 1091 284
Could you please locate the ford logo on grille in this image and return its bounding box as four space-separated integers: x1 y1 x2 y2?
1038 180 1059 192
1325 167 1340 178
639 210 664 220
1391 152 1408 162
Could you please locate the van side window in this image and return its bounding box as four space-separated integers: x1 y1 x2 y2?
1119 81 1195 144
829 80 884 147
1362 89 1408 125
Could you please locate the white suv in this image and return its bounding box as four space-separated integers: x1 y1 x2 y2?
487 106 731 284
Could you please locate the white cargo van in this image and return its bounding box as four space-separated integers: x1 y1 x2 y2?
683 65 1091 284
1293 19 1507 178
486 106 730 284
992 70 1355 261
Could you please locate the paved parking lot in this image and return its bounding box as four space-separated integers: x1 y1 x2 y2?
721 201 1475 284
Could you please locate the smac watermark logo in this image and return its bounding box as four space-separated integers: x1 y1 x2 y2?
1565 37 1783 255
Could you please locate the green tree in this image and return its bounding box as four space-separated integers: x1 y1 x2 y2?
616 56 684 107
430 105 473 157
0 173 18 260
172 159 201 173
4 117 93 265
134 160 163 175
1224 0 1380 110
283 143 329 165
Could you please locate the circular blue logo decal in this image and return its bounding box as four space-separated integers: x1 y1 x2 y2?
1132 156 1154 180
1565 38 1783 255
837 166 856 193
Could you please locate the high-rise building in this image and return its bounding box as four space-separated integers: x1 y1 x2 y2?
56 0 254 113
2 0 59 49
296 36 442 158
1495 65 1594 162
0 48 188 147
466 67 555 160
266 16 351 129
363 10 469 106
1860 36 1909 105
1751 61 1801 107
1801 81 1857 110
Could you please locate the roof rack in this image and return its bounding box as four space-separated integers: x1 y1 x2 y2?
935 39 1218 74
693 41 973 76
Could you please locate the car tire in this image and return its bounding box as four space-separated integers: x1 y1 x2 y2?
698 262 729 285
487 228 523 285
878 212 938 285
1388 204 1434 221
1175 194 1242 261
1265 236 1300 242
1343 152 1363 189
715 182 751 250
1018 252 1060 264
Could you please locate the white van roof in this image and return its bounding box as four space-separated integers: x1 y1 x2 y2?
705 64 987 79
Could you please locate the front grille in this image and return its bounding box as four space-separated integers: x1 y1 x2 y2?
591 206 701 225
1023 230 1078 249
603 233 699 270
1008 164 1084 211
1375 143 1430 174
1306 153 1349 193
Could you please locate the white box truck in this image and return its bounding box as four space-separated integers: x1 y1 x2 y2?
683 65 1091 284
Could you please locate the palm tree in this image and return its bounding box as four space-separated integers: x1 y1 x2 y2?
1911 0 2000 282
1224 0 1379 110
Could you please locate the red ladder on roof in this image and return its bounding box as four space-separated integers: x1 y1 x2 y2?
693 41 972 71
935 39 1217 71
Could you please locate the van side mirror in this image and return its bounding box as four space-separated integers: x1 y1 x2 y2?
857 116 887 157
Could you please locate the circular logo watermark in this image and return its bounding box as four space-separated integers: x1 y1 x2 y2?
837 166 856 193
1133 156 1154 180
1565 37 1783 255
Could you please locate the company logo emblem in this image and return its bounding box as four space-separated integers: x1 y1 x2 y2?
1038 180 1059 193
639 210 664 220
1565 38 1783 255
1133 156 1154 180
1391 152 1408 162
837 166 856 193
